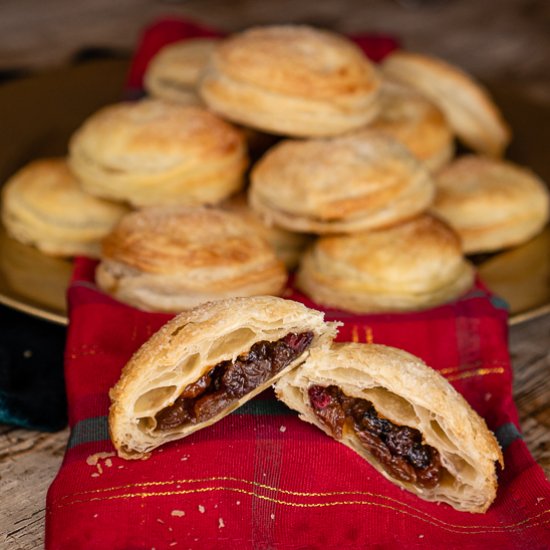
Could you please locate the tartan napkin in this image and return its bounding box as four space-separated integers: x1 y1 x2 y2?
45 19 550 549
45 256 550 549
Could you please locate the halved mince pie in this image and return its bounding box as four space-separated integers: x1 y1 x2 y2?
109 296 339 459
275 343 503 513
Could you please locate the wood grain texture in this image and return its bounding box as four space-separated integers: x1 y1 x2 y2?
0 0 549 81
0 1 549 547
0 427 68 549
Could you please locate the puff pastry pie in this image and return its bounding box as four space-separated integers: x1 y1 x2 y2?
68 99 247 207
109 296 339 459
144 37 220 105
1 158 128 257
432 155 550 254
368 79 454 172
96 206 287 312
249 132 435 234
199 25 381 137
381 51 510 157
275 343 503 513
297 215 474 313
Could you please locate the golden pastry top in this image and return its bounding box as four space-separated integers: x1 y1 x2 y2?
309 215 466 292
381 50 511 156
145 37 221 89
206 25 380 102
434 155 550 226
69 99 246 174
251 131 432 220
2 157 128 222
101 206 282 275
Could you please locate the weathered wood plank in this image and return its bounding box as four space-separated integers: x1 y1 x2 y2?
510 316 550 475
0 0 549 80
0 427 68 549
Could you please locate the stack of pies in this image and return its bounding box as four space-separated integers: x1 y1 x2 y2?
0 23 547 315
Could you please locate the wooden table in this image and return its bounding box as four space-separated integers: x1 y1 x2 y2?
1 1 549 548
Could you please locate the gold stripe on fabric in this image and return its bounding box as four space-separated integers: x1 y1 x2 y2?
54 475 548 533
446 368 505 382
439 360 508 375
52 485 550 535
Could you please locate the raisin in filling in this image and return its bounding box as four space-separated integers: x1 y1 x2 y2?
308 385 443 488
154 332 314 430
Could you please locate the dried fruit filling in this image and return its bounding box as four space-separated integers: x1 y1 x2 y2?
154 331 314 430
308 385 443 488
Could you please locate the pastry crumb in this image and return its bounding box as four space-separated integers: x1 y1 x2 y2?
86 452 115 466
157 518 165 524
105 459 113 467
91 473 100 478
270 513 275 520
236 501 241 505
218 517 225 529
418 535 424 539
279 425 287 432
171 510 185 517
198 505 205 513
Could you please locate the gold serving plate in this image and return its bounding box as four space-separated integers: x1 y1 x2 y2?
0 59 549 325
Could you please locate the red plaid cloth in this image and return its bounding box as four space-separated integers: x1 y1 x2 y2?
45 19 550 549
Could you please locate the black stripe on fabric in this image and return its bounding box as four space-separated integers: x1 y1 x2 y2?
68 399 293 448
68 415 110 448
494 422 523 451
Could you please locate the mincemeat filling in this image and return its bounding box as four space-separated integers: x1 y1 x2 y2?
308 385 443 488
154 332 314 430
